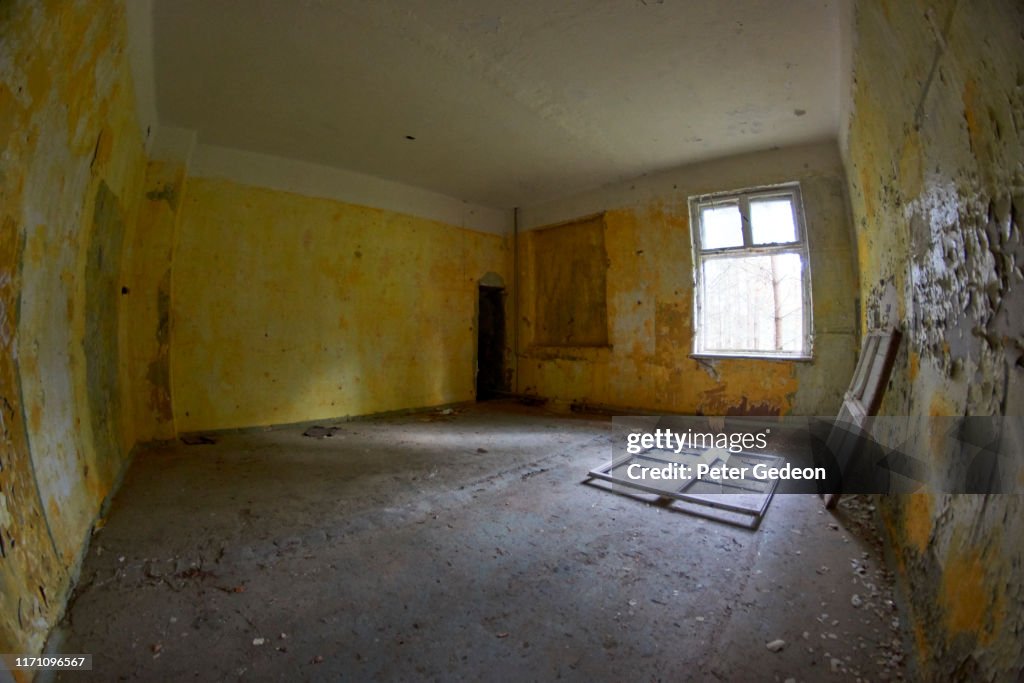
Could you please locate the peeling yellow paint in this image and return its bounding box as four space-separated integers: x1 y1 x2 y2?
517 183 854 415
1 0 149 656
845 0 1024 676
961 79 982 152
907 350 920 381
939 545 998 645
903 492 933 554
929 393 954 417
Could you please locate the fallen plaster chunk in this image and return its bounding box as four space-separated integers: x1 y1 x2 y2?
303 425 340 438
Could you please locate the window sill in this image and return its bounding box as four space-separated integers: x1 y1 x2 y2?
690 352 813 363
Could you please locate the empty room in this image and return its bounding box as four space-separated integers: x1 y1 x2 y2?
1 0 1022 681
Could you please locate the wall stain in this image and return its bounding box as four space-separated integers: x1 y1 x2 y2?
845 0 1024 677
85 180 125 477
145 182 178 210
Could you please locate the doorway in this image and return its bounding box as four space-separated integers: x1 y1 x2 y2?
476 285 505 400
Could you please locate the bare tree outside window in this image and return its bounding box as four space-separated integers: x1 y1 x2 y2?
690 185 812 358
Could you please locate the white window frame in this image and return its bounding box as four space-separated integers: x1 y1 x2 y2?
689 182 813 360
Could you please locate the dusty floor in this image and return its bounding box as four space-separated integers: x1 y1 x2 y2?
50 402 907 682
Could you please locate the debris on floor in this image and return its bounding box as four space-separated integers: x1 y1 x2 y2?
53 402 908 682
180 434 217 445
419 406 464 422
302 425 341 439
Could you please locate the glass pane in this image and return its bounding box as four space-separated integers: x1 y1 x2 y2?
700 203 743 249
701 252 804 353
750 198 797 244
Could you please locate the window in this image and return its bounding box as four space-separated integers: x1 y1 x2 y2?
690 184 812 358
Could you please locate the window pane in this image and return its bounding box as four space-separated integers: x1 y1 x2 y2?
701 252 804 353
700 203 743 249
750 198 797 244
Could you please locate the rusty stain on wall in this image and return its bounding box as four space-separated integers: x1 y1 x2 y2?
938 543 999 646
902 491 933 554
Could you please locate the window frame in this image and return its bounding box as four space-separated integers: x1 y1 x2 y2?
689 182 814 360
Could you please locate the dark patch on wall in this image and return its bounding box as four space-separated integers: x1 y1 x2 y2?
724 397 782 417
85 181 126 473
145 182 178 211
701 385 782 417
155 271 171 347
531 214 609 347
146 270 173 422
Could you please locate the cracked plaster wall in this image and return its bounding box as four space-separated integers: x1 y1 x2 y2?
0 0 161 662
843 0 1024 679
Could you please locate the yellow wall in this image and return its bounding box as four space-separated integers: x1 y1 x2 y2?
0 0 150 658
12 5 1017 677
0 0 507 655
121 159 187 442
843 0 1024 678
516 145 858 416
171 177 507 432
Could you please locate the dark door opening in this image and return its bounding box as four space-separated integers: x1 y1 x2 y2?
476 285 505 400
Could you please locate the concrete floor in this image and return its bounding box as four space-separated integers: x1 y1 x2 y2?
52 402 907 682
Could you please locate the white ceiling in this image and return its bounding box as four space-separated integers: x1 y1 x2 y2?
153 0 842 209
